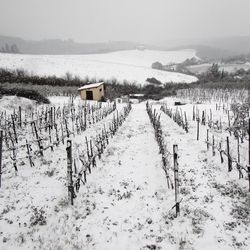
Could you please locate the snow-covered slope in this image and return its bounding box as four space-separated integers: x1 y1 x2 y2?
187 62 250 74
0 49 198 84
0 97 249 250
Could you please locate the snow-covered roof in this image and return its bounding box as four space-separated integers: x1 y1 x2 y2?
129 94 144 97
78 82 104 91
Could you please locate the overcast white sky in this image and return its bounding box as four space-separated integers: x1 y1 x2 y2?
0 0 250 44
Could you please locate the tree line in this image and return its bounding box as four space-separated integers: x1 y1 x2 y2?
0 43 20 54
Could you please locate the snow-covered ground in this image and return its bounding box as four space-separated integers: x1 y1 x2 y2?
0 96 249 250
0 49 198 84
187 62 250 74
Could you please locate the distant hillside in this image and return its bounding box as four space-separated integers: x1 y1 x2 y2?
208 36 250 54
181 45 233 61
0 35 143 55
168 36 250 62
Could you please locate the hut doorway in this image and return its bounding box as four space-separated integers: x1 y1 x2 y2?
86 90 93 100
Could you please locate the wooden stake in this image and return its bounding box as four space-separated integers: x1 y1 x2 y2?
9 131 17 172
32 122 43 157
11 114 18 144
173 144 180 217
219 142 224 163
65 119 70 138
184 112 188 133
61 122 64 144
237 136 240 163
18 106 22 128
212 135 215 156
0 131 2 187
197 118 200 141
248 118 250 191
26 140 34 167
206 129 209 150
48 125 54 151
248 118 250 166
66 139 74 205
248 166 250 192
227 136 232 172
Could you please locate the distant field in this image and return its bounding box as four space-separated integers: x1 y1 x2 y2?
187 62 250 74
0 49 198 84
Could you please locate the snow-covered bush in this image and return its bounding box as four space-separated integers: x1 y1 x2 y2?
30 207 47 226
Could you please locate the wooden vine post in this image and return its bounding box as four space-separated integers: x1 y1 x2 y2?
212 135 215 156
202 110 205 125
26 140 34 168
248 118 250 191
184 112 188 133
206 129 209 150
85 137 92 173
32 121 43 156
9 131 17 172
66 139 74 205
11 114 18 143
226 136 232 172
228 110 231 129
197 117 200 141
173 144 180 217
0 130 2 188
237 136 240 163
219 142 224 163
18 106 22 128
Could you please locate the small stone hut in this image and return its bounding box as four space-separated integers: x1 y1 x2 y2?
78 82 104 101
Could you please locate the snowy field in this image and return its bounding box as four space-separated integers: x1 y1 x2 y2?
187 62 250 74
0 49 198 84
0 92 249 250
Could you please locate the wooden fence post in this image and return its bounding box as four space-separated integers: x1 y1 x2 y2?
66 139 74 205
173 144 180 217
0 130 2 188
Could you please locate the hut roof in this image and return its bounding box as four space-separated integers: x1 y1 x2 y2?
78 82 104 91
